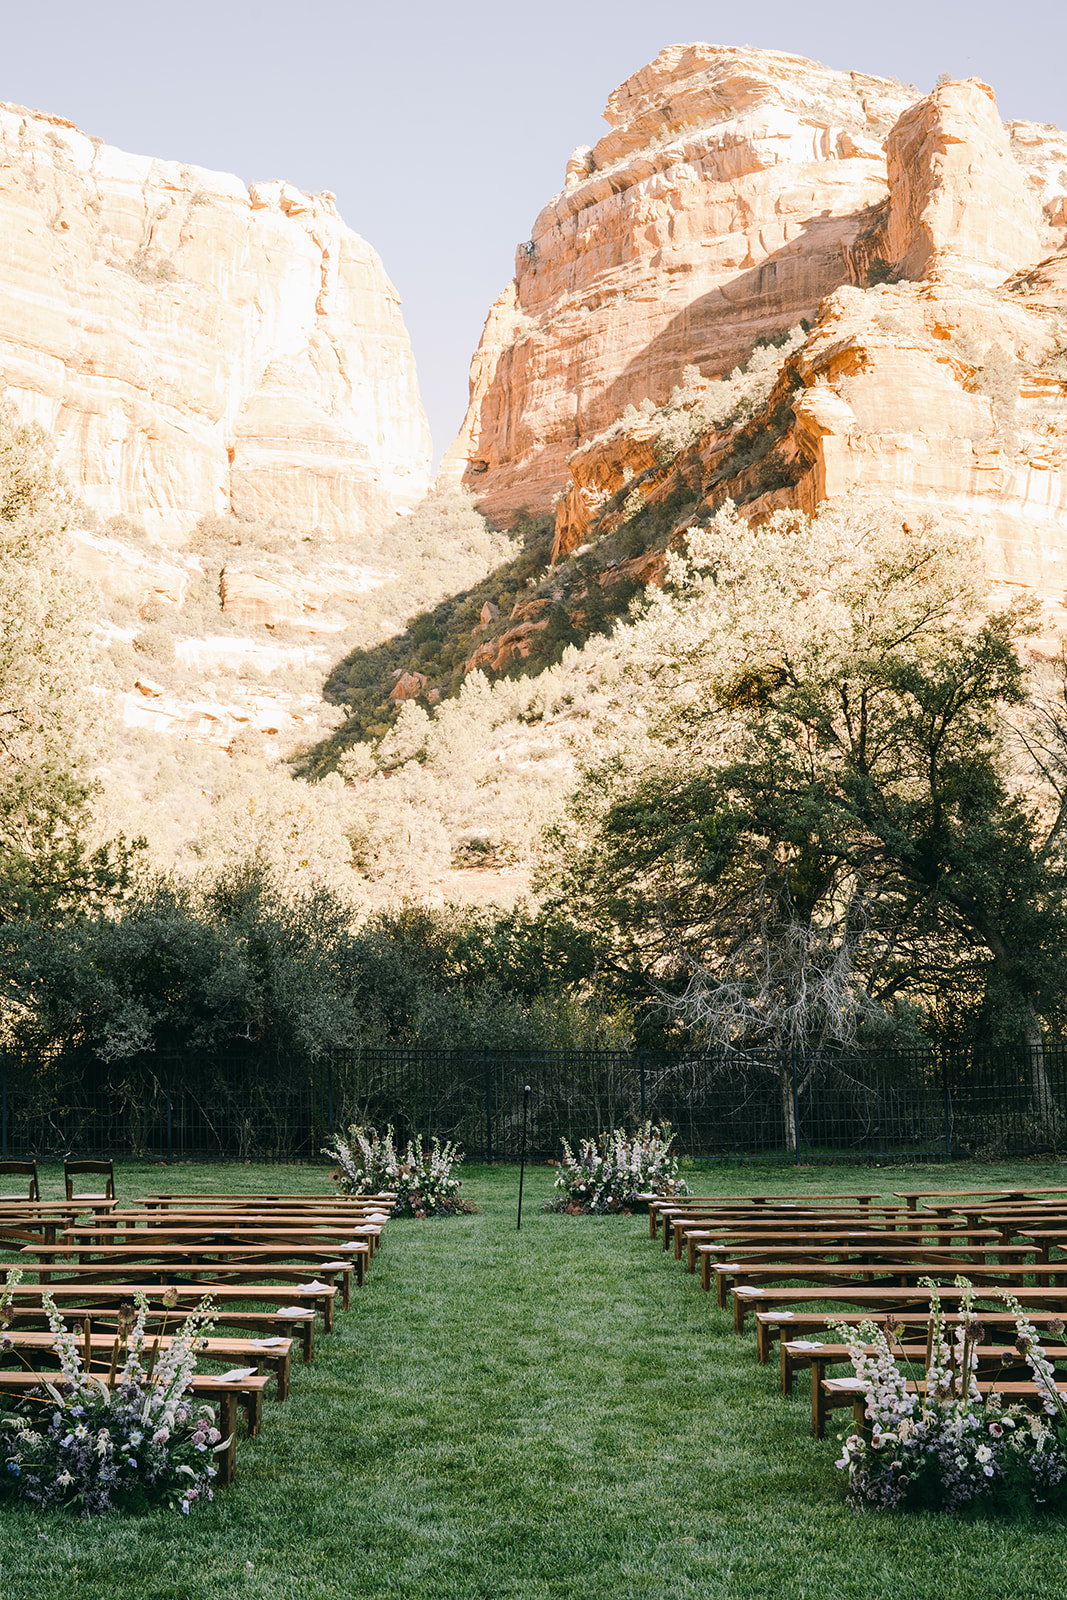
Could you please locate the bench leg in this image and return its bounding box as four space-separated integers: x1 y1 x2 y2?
813 1368 827 1438
217 1394 236 1486
733 1294 748 1337
241 1388 263 1438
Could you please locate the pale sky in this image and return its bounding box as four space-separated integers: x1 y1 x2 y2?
3 2 1064 466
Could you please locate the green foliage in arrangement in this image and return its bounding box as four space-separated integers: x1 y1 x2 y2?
0 1282 223 1517
322 1124 474 1217
543 1121 687 1213
834 1281 1067 1514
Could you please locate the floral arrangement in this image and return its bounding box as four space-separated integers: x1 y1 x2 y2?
544 1121 688 1214
0 1275 227 1516
322 1123 474 1217
833 1278 1067 1513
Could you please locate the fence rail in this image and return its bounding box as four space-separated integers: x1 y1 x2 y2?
0 1044 1064 1165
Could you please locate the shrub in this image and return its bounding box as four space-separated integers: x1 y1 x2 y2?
544 1121 687 1214
322 1124 474 1218
133 624 177 666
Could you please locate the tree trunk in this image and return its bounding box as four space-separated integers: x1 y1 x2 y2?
1024 1010 1059 1138
779 1049 798 1156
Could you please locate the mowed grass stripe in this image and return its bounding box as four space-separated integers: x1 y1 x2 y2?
1 1162 1067 1598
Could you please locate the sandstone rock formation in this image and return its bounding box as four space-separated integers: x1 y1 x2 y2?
849 80 1043 286
0 103 431 541
460 64 1067 682
444 46 1067 530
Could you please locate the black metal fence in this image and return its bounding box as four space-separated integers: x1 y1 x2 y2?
2 1042 1066 1166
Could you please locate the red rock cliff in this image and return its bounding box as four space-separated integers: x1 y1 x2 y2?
443 47 1067 533
0 103 431 540
441 43 917 520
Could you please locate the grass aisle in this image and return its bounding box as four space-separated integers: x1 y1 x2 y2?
2 1162 1067 1597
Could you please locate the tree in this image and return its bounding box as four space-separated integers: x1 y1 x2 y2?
545 500 1067 1092
0 400 135 923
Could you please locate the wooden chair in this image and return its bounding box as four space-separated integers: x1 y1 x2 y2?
0 1160 39 1202
64 1159 115 1203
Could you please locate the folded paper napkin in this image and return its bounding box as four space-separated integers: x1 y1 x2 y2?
318 1260 350 1270
296 1280 333 1293
276 1306 315 1318
342 1241 365 1250
209 1367 258 1383
718 1262 741 1271
735 1286 763 1294
789 1340 824 1350
775 1311 796 1318
250 1337 288 1348
368 1212 389 1222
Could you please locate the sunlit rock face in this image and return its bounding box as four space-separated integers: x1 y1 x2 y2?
443 45 1067 530
0 103 431 541
441 44 917 520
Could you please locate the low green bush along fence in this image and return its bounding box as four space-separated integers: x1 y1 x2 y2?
2 1042 1066 1165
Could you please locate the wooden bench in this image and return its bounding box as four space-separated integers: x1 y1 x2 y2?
707 1241 1044 1304
756 1306 1067 1369
901 1186 1067 1206
3 1304 318 1363
19 1246 363 1310
815 1373 1067 1439
59 1220 384 1261
646 1193 883 1241
0 1368 272 1485
681 1221 1002 1275
1 1329 294 1401
0 1280 338 1331
730 1283 1067 1337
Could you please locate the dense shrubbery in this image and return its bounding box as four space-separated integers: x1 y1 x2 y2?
0 867 629 1064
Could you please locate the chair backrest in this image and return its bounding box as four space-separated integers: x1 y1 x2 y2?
64 1159 115 1203
0 1160 40 1202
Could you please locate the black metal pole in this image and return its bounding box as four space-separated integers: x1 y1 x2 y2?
484 1049 493 1165
516 1083 531 1231
791 1045 801 1165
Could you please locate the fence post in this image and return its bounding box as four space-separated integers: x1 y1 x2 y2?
166 1085 173 1166
791 1046 801 1164
639 1051 646 1122
484 1049 493 1165
328 1060 335 1138
943 1068 953 1163
1 1050 6 1160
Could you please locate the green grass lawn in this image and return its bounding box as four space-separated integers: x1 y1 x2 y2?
2 1159 1067 1598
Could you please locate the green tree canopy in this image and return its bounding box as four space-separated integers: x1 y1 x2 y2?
0 400 136 923
544 499 1067 1053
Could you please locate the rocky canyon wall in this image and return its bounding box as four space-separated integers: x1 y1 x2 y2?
0 102 431 540
547 79 1067 620
444 45 1067 534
